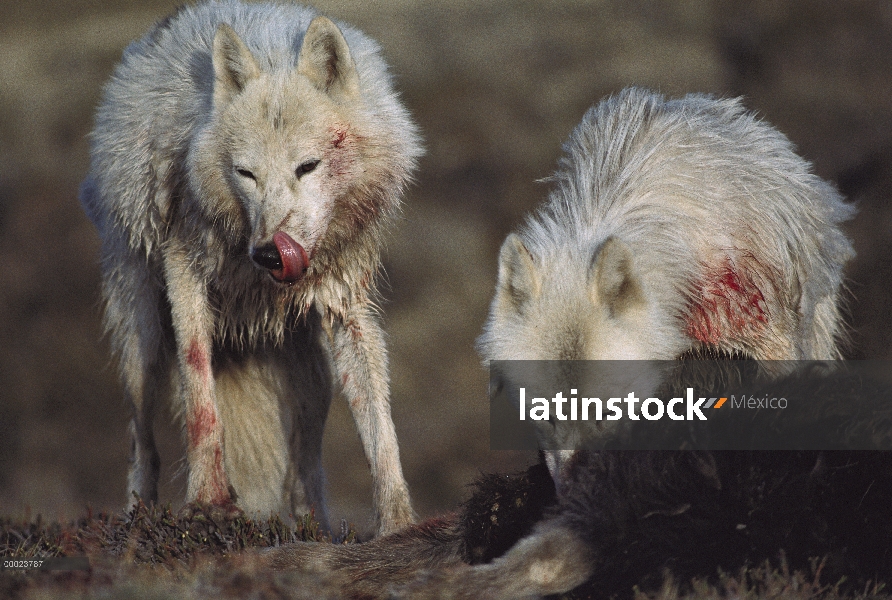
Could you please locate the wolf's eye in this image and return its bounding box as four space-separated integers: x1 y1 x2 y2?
235 167 256 182
296 159 320 179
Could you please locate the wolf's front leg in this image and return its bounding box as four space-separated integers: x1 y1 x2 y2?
330 300 414 535
162 242 232 506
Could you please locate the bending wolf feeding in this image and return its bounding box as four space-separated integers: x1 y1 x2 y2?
80 0 421 535
261 88 866 597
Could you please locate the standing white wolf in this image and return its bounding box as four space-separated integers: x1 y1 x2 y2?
80 0 421 534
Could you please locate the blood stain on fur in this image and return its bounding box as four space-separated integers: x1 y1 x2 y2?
686 258 768 344
203 445 231 505
185 338 210 380
331 127 348 148
187 401 218 449
346 318 363 342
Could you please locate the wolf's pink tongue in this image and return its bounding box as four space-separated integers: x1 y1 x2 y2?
271 231 309 283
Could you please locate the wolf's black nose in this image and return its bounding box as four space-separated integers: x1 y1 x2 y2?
251 244 282 270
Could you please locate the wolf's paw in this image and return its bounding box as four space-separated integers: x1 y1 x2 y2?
376 502 417 536
179 488 243 522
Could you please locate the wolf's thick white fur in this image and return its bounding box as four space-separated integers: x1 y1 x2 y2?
479 88 854 367
80 0 421 534
479 86 855 492
464 87 856 597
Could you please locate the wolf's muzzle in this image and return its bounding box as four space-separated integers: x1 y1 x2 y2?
251 231 309 284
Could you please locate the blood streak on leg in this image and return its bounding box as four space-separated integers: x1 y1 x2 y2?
187 404 230 504
184 338 216 448
202 445 230 505
185 338 210 381
187 401 218 449
186 401 232 505
183 337 231 504
686 258 768 344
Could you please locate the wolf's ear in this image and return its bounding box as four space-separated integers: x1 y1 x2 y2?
590 237 644 316
212 24 260 107
495 234 541 313
297 16 360 99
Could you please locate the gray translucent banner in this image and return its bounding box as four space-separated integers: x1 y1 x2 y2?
489 360 892 451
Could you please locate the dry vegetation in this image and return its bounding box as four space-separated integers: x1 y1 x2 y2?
4 466 891 600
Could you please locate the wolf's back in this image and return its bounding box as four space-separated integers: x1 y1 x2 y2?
482 88 855 363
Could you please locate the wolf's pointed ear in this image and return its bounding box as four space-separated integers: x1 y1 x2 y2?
495 234 541 313
297 16 360 99
590 237 644 316
212 24 260 107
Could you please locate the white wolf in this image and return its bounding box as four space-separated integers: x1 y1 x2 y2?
479 87 854 483
79 0 421 535
458 87 856 597
260 88 857 598
479 88 854 367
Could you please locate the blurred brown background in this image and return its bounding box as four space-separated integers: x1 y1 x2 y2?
1 0 891 533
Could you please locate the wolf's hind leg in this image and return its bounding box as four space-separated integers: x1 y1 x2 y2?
99 242 168 507
283 315 333 530
125 389 162 507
